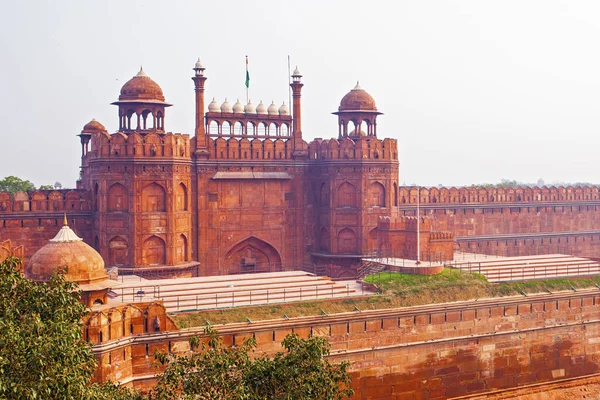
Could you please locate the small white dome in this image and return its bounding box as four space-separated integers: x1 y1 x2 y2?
220 98 232 113
267 101 278 115
292 66 301 76
208 97 219 112
256 100 267 115
232 99 244 113
194 58 204 70
278 102 289 115
244 100 256 114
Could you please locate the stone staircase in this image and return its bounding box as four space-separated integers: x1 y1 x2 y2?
450 254 600 283
110 271 370 312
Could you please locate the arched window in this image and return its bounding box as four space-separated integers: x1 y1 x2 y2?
208 120 219 135
141 183 166 212
107 183 128 212
337 182 356 208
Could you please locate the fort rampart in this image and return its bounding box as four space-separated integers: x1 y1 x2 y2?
91 289 600 398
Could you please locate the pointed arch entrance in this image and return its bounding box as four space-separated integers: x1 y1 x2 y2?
223 236 282 274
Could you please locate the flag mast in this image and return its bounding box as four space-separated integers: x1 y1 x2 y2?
287 55 292 110
416 186 421 265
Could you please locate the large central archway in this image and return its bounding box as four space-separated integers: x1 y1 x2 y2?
223 236 282 274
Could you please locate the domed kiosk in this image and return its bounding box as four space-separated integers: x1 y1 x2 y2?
26 216 113 307
111 67 172 132
333 82 382 139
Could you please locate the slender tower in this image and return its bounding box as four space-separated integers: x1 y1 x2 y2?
290 67 307 158
192 59 209 158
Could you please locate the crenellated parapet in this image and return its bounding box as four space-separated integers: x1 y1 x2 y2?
399 185 600 205
0 189 90 213
88 131 191 159
206 136 304 160
378 215 432 232
307 137 398 161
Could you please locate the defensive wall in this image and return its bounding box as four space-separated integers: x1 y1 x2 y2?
90 289 600 398
397 186 600 260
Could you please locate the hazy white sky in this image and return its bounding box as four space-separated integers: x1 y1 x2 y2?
1 0 599 187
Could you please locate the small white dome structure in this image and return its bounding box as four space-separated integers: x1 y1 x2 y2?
208 98 219 112
267 101 278 115
244 100 256 114
232 99 244 113
256 101 267 115
220 98 232 113
278 102 289 115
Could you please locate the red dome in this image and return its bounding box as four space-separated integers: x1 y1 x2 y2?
339 82 377 112
119 67 165 102
81 119 106 134
26 222 111 290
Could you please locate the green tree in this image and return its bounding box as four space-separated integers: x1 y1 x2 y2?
149 327 353 400
38 184 54 190
0 257 138 400
0 176 36 194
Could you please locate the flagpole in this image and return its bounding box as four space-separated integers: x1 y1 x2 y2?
287 55 291 109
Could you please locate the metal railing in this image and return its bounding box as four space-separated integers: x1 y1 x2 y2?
453 261 600 283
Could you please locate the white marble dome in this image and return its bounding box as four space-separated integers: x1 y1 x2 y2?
208 98 219 112
220 98 232 113
256 101 267 115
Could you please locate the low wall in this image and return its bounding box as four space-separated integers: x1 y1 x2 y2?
92 289 600 397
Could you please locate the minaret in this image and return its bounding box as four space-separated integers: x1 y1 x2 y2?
192 58 209 158
290 66 307 158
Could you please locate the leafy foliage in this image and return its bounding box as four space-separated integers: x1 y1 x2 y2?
38 184 54 190
148 327 354 400
0 176 36 194
0 257 138 400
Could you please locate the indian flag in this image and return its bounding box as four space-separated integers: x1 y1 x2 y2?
245 56 250 88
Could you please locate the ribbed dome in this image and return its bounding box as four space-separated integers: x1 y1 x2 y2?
208 98 220 112
244 100 256 114
278 102 289 115
220 98 232 113
339 82 377 112
267 101 278 115
81 119 107 134
233 99 244 113
26 219 112 291
119 67 165 102
256 101 267 115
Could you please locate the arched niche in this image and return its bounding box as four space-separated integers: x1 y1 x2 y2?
224 236 282 274
176 234 188 264
175 183 187 211
337 228 357 254
108 236 128 266
107 183 128 212
142 235 166 266
337 182 356 208
369 182 386 207
141 183 166 212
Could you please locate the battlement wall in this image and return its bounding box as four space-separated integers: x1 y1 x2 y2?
90 131 191 159
307 137 398 161
400 185 600 206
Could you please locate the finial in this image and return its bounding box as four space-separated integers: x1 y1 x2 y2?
63 213 68 226
136 66 148 77
353 81 362 90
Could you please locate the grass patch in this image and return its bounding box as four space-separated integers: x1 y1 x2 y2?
173 269 600 328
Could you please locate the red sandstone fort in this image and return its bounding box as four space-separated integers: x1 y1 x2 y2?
3 60 600 398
